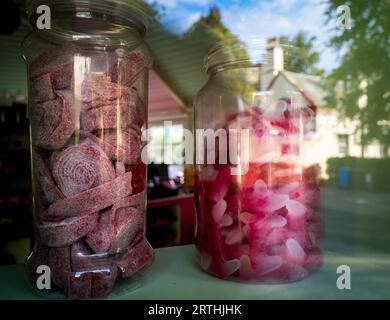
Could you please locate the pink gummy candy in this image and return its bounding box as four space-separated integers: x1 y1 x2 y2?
47 171 132 218
80 78 132 109
38 212 99 247
108 50 151 86
31 73 55 104
80 89 145 132
70 241 118 298
49 246 71 288
86 191 146 253
109 206 144 254
286 199 307 229
32 90 76 150
30 44 80 90
195 105 321 283
33 150 64 207
117 239 154 278
207 166 230 203
64 272 92 299
52 139 115 197
85 208 115 253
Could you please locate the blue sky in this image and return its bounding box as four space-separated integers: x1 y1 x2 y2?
145 0 340 72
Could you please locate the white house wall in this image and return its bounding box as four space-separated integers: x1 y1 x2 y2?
268 74 382 179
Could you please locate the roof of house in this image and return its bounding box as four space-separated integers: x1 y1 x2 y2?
0 20 211 115
145 22 211 107
269 70 326 107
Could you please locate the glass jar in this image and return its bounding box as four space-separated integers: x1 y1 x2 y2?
22 0 153 298
193 40 322 283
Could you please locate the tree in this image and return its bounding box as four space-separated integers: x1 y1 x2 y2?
185 5 249 64
281 32 323 76
185 6 236 41
186 6 254 100
324 0 390 156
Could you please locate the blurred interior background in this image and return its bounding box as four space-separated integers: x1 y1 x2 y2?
0 0 389 266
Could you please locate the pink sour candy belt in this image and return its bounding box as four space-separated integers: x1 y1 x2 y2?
27 45 153 298
195 103 322 283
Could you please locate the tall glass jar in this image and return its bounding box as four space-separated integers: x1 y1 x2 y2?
194 40 322 283
22 0 153 298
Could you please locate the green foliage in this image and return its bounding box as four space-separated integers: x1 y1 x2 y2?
324 0 390 149
185 6 235 42
326 157 390 191
130 0 159 19
186 6 255 101
281 32 323 76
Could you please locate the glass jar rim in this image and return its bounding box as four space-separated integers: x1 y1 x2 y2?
204 37 297 74
25 0 152 35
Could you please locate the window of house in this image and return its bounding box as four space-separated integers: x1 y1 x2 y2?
148 124 184 163
148 124 185 179
338 134 349 157
379 144 389 158
305 106 317 133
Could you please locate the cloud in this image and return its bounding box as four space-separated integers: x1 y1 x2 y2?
221 5 292 41
146 0 210 33
220 0 338 71
274 0 296 9
149 0 211 8
262 0 297 11
180 0 211 5
152 6 203 34
179 11 203 31
151 0 177 8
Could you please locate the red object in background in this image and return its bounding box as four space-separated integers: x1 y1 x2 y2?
128 164 146 195
147 194 195 246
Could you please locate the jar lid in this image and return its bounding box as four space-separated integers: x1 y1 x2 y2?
26 0 153 35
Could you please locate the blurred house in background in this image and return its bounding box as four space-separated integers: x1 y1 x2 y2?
261 37 388 180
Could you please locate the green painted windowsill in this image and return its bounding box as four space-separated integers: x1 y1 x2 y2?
0 244 389 300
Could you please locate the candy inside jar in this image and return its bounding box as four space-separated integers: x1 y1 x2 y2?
194 40 322 283
23 1 154 299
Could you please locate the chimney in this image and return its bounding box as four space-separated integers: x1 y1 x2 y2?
261 37 284 90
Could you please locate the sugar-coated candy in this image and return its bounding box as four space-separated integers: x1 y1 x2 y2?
27 44 152 298
117 239 154 278
31 90 75 150
52 139 115 197
38 212 99 247
47 171 133 217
